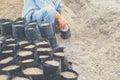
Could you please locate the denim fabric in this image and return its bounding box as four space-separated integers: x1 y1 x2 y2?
22 0 62 23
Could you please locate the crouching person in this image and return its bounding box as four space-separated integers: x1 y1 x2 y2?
22 0 71 49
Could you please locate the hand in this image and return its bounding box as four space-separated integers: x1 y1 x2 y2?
55 12 70 30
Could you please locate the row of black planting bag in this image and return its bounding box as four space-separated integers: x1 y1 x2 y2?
0 18 79 80
0 18 45 42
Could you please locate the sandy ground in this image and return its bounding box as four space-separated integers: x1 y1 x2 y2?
0 0 120 80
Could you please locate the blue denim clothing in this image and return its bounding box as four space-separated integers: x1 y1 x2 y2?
22 0 62 23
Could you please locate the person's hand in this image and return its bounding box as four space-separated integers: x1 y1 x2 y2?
55 12 69 30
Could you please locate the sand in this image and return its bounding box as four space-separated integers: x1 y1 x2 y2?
0 57 13 64
23 68 43 75
61 71 77 79
0 75 8 80
2 65 19 71
0 0 120 80
18 51 33 57
13 77 29 80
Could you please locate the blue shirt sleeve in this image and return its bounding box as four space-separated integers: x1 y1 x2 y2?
53 0 62 13
22 0 39 21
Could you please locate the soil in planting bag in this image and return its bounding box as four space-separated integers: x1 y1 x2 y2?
25 21 42 42
14 18 26 25
1 19 13 36
10 72 31 80
18 40 29 49
12 24 26 41
1 62 21 75
36 47 52 56
2 44 15 50
43 60 61 80
22 44 36 52
0 54 14 69
37 54 51 64
0 53 14 60
21 59 35 66
1 49 14 56
60 70 79 80
35 40 50 48
53 52 70 71
17 50 34 58
5 38 15 44
2 43 17 53
0 71 9 80
15 54 35 66
22 62 43 80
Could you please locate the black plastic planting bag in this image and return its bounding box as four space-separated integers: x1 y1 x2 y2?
39 22 54 39
25 21 42 42
1 19 13 37
18 40 29 49
10 72 31 80
36 47 52 56
5 38 15 44
35 40 50 48
22 43 36 52
14 18 26 25
15 54 35 66
53 52 70 72
12 24 26 41
36 54 51 64
60 29 71 39
0 71 9 80
0 41 3 52
0 53 15 69
1 49 15 56
2 44 16 53
39 22 60 48
1 61 21 75
53 47 64 53
0 19 6 34
43 60 61 80
22 62 43 80
60 70 79 80
0 35 6 51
